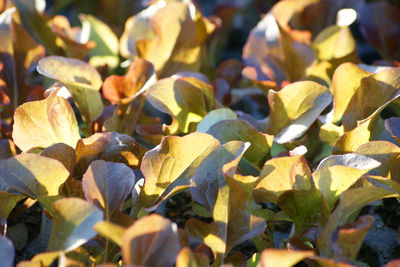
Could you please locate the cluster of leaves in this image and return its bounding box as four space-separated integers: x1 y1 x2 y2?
0 0 400 266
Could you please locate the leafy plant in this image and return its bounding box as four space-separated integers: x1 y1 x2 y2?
1 0 400 266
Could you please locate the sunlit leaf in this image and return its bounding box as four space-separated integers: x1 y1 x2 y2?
146 77 208 134
82 160 135 220
355 141 400 182
206 120 273 173
12 88 80 152
40 143 76 174
136 1 203 77
0 153 69 208
94 221 125 246
260 81 332 144
37 56 103 122
187 142 266 264
312 153 381 208
317 179 399 257
47 197 103 252
258 249 314 267
176 247 210 267
331 63 370 123
140 132 220 209
342 68 400 131
196 108 237 133
102 58 155 104
121 214 181 267
78 14 119 70
254 155 312 204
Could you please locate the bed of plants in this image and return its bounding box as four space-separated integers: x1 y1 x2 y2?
0 0 400 266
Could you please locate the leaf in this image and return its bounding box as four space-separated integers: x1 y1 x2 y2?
312 153 381 208
331 63 370 123
121 214 181 267
40 143 76 174
146 77 208 134
333 88 400 154
196 108 237 133
119 1 163 59
82 160 136 220
0 235 15 267
37 56 103 123
355 141 400 182
358 2 400 61
261 81 332 144
78 14 119 70
102 58 155 104
136 1 202 78
187 142 266 264
75 132 148 175
385 117 400 144
0 191 25 218
254 155 312 204
258 249 314 267
0 153 69 207
47 197 103 252
140 132 220 209
206 120 273 173
312 25 356 62
317 179 399 257
278 187 324 236
342 67 400 131
176 247 210 267
277 23 316 82
12 88 80 152
94 221 125 246
331 215 374 261
12 0 58 53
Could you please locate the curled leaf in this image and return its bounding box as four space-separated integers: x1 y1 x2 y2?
37 56 103 122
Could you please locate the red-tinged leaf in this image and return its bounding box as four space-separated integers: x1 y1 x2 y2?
121 214 181 267
82 160 135 220
40 143 76 174
102 58 155 104
332 215 374 261
75 132 148 175
140 132 221 210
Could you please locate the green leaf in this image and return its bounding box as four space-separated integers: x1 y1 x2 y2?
206 120 274 173
254 155 312 204
139 132 220 210
258 249 314 267
37 56 103 123
47 198 103 252
260 81 332 144
94 221 125 246
197 108 237 133
187 142 266 264
146 77 208 134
